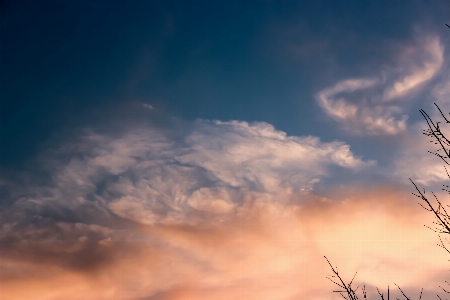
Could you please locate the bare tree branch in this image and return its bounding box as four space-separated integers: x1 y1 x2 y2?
326 26 450 300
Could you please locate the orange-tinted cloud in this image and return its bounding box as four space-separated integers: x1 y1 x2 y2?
1 185 449 300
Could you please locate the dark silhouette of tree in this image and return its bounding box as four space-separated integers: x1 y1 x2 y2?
326 23 450 298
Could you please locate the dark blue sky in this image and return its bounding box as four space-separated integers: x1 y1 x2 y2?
2 0 449 169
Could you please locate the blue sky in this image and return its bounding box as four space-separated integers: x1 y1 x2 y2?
1 1 450 299
3 1 448 165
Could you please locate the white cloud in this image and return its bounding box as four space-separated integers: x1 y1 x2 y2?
392 132 449 186
179 120 372 192
392 76 450 186
316 78 378 120
12 120 373 226
432 74 450 113
142 103 154 110
384 36 444 101
316 34 444 135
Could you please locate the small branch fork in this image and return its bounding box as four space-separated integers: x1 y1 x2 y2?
325 256 423 300
324 256 365 300
411 179 450 238
419 103 450 166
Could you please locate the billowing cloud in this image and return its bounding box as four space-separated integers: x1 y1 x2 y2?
1 118 449 299
1 186 448 300
3 120 372 226
316 34 444 135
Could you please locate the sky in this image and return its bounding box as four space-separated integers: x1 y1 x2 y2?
1 1 450 299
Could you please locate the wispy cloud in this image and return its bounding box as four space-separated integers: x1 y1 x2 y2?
142 103 155 110
383 36 444 101
392 74 450 186
316 34 444 135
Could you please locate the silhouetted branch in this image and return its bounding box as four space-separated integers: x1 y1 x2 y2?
326 26 450 300
420 106 450 165
325 256 364 300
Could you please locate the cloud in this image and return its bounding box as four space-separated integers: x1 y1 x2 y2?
179 120 373 192
391 128 450 186
391 75 450 186
3 119 448 300
94 120 372 225
383 36 444 101
1 186 448 300
316 78 409 135
431 73 450 113
316 34 444 135
2 120 372 226
142 103 154 110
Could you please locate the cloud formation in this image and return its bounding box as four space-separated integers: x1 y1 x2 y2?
3 120 371 226
1 119 448 300
316 35 444 135
383 35 444 101
1 186 447 300
392 75 450 186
